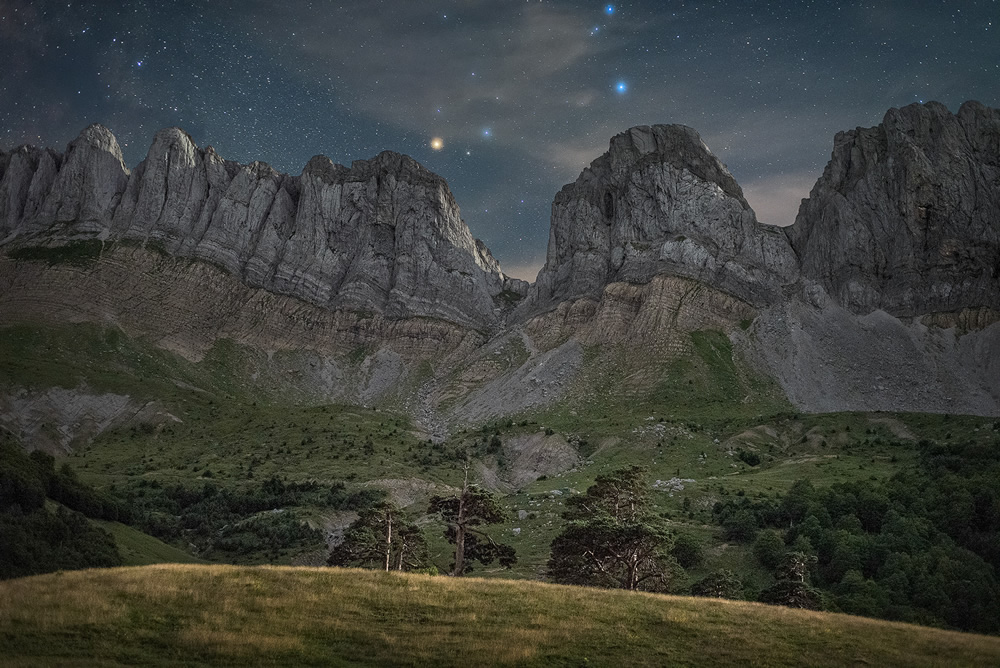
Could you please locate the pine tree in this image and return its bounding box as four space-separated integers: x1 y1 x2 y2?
428 465 516 576
547 466 681 592
328 500 429 572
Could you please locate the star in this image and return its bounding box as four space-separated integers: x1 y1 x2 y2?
615 81 627 94
605 5 615 16
430 137 444 150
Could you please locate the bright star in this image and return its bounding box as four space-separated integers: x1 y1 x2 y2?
430 137 444 150
615 81 627 94
482 128 492 138
605 4 615 15
136 60 144 67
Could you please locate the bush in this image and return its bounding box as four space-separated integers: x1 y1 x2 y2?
0 469 46 513
114 476 383 561
0 506 122 579
671 532 704 569
753 529 786 570
721 509 759 542
690 570 743 600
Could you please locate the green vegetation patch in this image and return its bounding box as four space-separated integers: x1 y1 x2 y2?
0 323 233 399
0 435 125 579
92 521 208 567
7 240 105 266
710 435 1000 634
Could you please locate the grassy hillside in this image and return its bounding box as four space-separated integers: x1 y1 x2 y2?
92 521 208 567
3 321 999 629
2 565 998 667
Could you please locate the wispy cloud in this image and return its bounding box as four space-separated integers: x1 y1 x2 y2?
742 171 817 227
503 259 545 282
251 1 621 147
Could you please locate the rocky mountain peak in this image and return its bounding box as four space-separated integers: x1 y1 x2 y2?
146 127 198 164
604 124 747 205
75 123 128 165
530 124 797 312
302 154 348 182
361 150 431 175
787 100 1000 316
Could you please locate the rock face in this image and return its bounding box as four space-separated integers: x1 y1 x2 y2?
529 124 799 313
0 126 524 331
3 103 1000 420
0 125 129 240
787 101 1000 316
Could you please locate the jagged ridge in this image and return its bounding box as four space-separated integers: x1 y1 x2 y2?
0 125 527 331
2 102 999 419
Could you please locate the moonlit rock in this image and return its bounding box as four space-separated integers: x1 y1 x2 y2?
1 125 527 331
527 124 799 314
786 100 1000 317
2 105 1000 418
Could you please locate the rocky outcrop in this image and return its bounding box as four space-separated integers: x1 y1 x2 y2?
0 245 486 402
0 126 521 331
787 101 1000 316
1 125 130 241
529 124 799 314
0 245 483 361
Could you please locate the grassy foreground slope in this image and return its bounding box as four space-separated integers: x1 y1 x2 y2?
2 565 999 667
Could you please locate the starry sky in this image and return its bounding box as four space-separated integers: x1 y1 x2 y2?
2 1 998 279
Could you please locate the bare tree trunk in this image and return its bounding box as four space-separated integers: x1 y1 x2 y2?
384 511 393 572
453 522 466 576
452 462 470 576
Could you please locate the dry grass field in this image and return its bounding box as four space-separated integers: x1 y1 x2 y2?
2 564 999 666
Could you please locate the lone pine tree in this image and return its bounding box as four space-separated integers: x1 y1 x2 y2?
547 465 682 592
428 465 516 576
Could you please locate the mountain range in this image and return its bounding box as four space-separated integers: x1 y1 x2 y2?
1 100 998 449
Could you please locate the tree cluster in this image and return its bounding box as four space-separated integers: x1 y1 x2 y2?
0 437 122 579
328 502 429 572
711 436 1000 633
114 476 350 560
330 466 516 576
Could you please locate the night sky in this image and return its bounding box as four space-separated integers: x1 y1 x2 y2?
2 1 997 279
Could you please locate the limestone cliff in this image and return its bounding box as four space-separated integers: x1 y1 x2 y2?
0 125 524 331
786 100 1000 316
529 124 799 313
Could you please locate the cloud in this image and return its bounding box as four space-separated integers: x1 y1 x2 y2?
741 171 817 227
503 259 545 282
538 139 608 179
250 1 619 146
